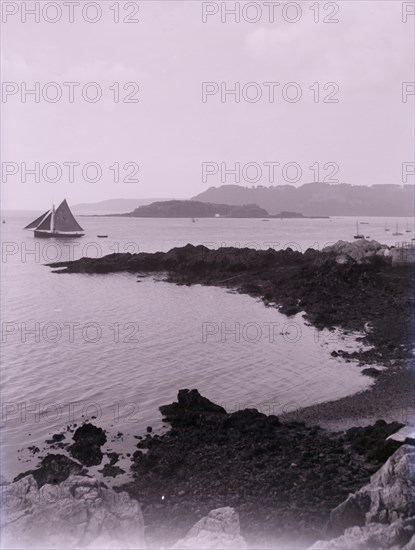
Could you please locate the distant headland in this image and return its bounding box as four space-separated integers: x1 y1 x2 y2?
103 200 329 219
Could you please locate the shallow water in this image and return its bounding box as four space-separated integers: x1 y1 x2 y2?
2 214 407 479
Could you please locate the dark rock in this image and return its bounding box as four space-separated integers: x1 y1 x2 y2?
280 299 301 316
361 367 382 378
107 452 120 465
159 389 227 427
98 464 124 477
345 420 404 462
68 424 107 466
72 423 107 446
45 433 65 444
13 454 85 488
120 391 402 549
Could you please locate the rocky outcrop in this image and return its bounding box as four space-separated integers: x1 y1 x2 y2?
171 507 247 549
122 390 411 547
69 423 107 466
310 519 415 549
310 445 415 549
344 420 405 464
323 240 415 266
159 388 227 427
323 240 390 263
1 474 146 549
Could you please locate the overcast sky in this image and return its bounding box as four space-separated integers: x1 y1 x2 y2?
1 0 414 209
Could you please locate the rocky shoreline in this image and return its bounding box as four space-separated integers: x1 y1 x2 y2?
47 241 415 428
48 241 413 365
3 389 415 549
119 390 411 549
12 241 410 547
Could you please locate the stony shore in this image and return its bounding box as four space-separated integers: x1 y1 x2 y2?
281 358 415 431
26 242 414 547
7 389 415 549
118 389 412 549
48 241 414 426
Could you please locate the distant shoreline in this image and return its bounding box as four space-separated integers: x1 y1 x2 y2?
3 210 413 217
81 214 330 219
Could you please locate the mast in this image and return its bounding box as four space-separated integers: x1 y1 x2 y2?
51 204 55 233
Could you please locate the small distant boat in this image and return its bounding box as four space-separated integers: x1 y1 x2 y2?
24 199 84 238
392 224 403 236
97 235 108 238
353 221 364 239
384 222 390 232
361 222 369 225
192 218 196 223
2 220 5 224
262 219 269 222
405 222 412 233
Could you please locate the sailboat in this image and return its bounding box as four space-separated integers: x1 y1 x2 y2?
405 221 412 233
392 224 403 236
24 199 84 238
353 221 364 239
384 222 390 232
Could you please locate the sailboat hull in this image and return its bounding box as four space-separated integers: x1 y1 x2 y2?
34 230 84 238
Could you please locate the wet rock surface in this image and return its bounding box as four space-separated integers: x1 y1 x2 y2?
68 423 107 466
119 390 411 549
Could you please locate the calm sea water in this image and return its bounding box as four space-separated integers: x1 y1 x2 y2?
1 214 412 480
